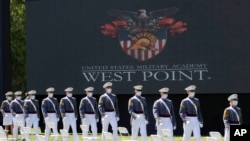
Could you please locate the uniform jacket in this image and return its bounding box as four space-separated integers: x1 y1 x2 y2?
0 100 12 116
98 93 119 118
79 96 99 119
10 99 24 116
59 96 78 118
23 99 40 118
223 106 242 125
128 95 148 121
41 97 60 118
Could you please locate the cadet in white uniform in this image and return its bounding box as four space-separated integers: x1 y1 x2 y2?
0 91 14 134
42 87 60 141
153 87 176 141
24 90 40 141
79 87 99 140
223 94 242 141
179 85 203 141
98 82 120 141
59 87 79 141
128 85 148 141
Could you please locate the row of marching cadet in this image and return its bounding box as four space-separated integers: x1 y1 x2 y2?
0 82 242 141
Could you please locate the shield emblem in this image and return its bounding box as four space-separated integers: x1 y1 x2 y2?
119 30 167 61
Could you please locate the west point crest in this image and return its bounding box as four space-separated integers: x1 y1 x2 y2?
101 7 187 61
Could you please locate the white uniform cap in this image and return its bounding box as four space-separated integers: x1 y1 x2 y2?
46 87 55 92
14 91 22 95
134 85 143 90
5 91 13 96
27 90 37 95
103 82 112 88
228 93 238 101
64 87 73 92
159 87 169 93
85 87 94 92
185 85 196 91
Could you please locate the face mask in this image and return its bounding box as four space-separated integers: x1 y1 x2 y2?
106 88 112 94
188 92 195 98
232 100 238 106
7 97 12 101
30 95 35 100
162 94 168 99
67 93 72 97
48 93 53 98
136 91 142 96
16 96 21 100
87 92 93 97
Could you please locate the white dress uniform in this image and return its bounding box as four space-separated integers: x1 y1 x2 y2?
223 94 242 141
128 85 148 141
153 88 176 141
10 91 27 140
79 87 99 140
1 91 14 126
59 87 79 141
179 85 203 141
98 82 120 141
24 90 40 141
42 87 60 141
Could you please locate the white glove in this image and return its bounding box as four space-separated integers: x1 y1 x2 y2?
4 114 8 117
45 117 49 121
200 123 203 128
96 119 99 123
174 126 176 130
145 120 149 124
116 117 120 121
57 118 59 122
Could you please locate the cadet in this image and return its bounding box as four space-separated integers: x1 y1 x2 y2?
79 87 99 140
128 85 148 141
10 91 26 141
223 94 242 141
98 82 120 141
0 91 14 134
153 87 176 141
59 87 79 141
23 90 40 141
179 85 203 141
42 87 60 141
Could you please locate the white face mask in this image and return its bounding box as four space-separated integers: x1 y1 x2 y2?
162 94 168 99
136 91 142 96
48 93 53 98
7 97 12 101
16 96 21 100
106 88 112 94
87 92 93 97
232 100 238 106
188 92 195 98
67 93 72 97
30 95 35 100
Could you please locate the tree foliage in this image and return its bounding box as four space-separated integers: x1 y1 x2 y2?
10 0 26 91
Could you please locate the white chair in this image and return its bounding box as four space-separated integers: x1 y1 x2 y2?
209 131 223 140
60 129 69 141
0 126 9 135
150 134 162 141
46 122 60 140
206 137 218 141
36 135 46 141
0 131 16 141
103 132 114 141
118 126 134 141
21 127 32 141
80 125 99 141
162 129 172 137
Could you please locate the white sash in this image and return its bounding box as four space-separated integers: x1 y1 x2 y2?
186 98 197 114
65 97 74 111
28 100 37 112
104 93 115 110
85 97 95 112
159 99 171 117
46 98 56 111
229 106 240 122
15 99 24 113
133 96 144 112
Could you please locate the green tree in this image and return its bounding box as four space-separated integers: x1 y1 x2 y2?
10 0 26 91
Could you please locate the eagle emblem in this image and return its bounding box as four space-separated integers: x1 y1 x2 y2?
101 7 187 61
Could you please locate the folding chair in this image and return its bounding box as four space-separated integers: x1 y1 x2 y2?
46 122 60 140
60 129 69 141
150 134 162 141
206 137 218 141
103 132 114 141
118 126 133 141
0 126 9 135
0 131 16 141
209 131 223 140
162 129 173 137
80 125 99 141
36 135 46 141
21 127 32 141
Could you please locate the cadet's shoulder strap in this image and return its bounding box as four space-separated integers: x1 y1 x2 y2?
104 93 115 110
133 96 144 112
15 99 24 112
46 98 56 111
85 97 95 112
159 99 171 117
65 97 74 111
29 100 37 112
229 106 240 122
186 98 197 114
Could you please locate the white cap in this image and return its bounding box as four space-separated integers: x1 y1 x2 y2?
228 93 238 101
85 87 94 92
159 87 169 93
64 87 73 92
46 87 55 92
27 90 37 95
103 82 112 88
185 85 196 91
14 91 22 95
134 85 143 90
5 91 13 96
